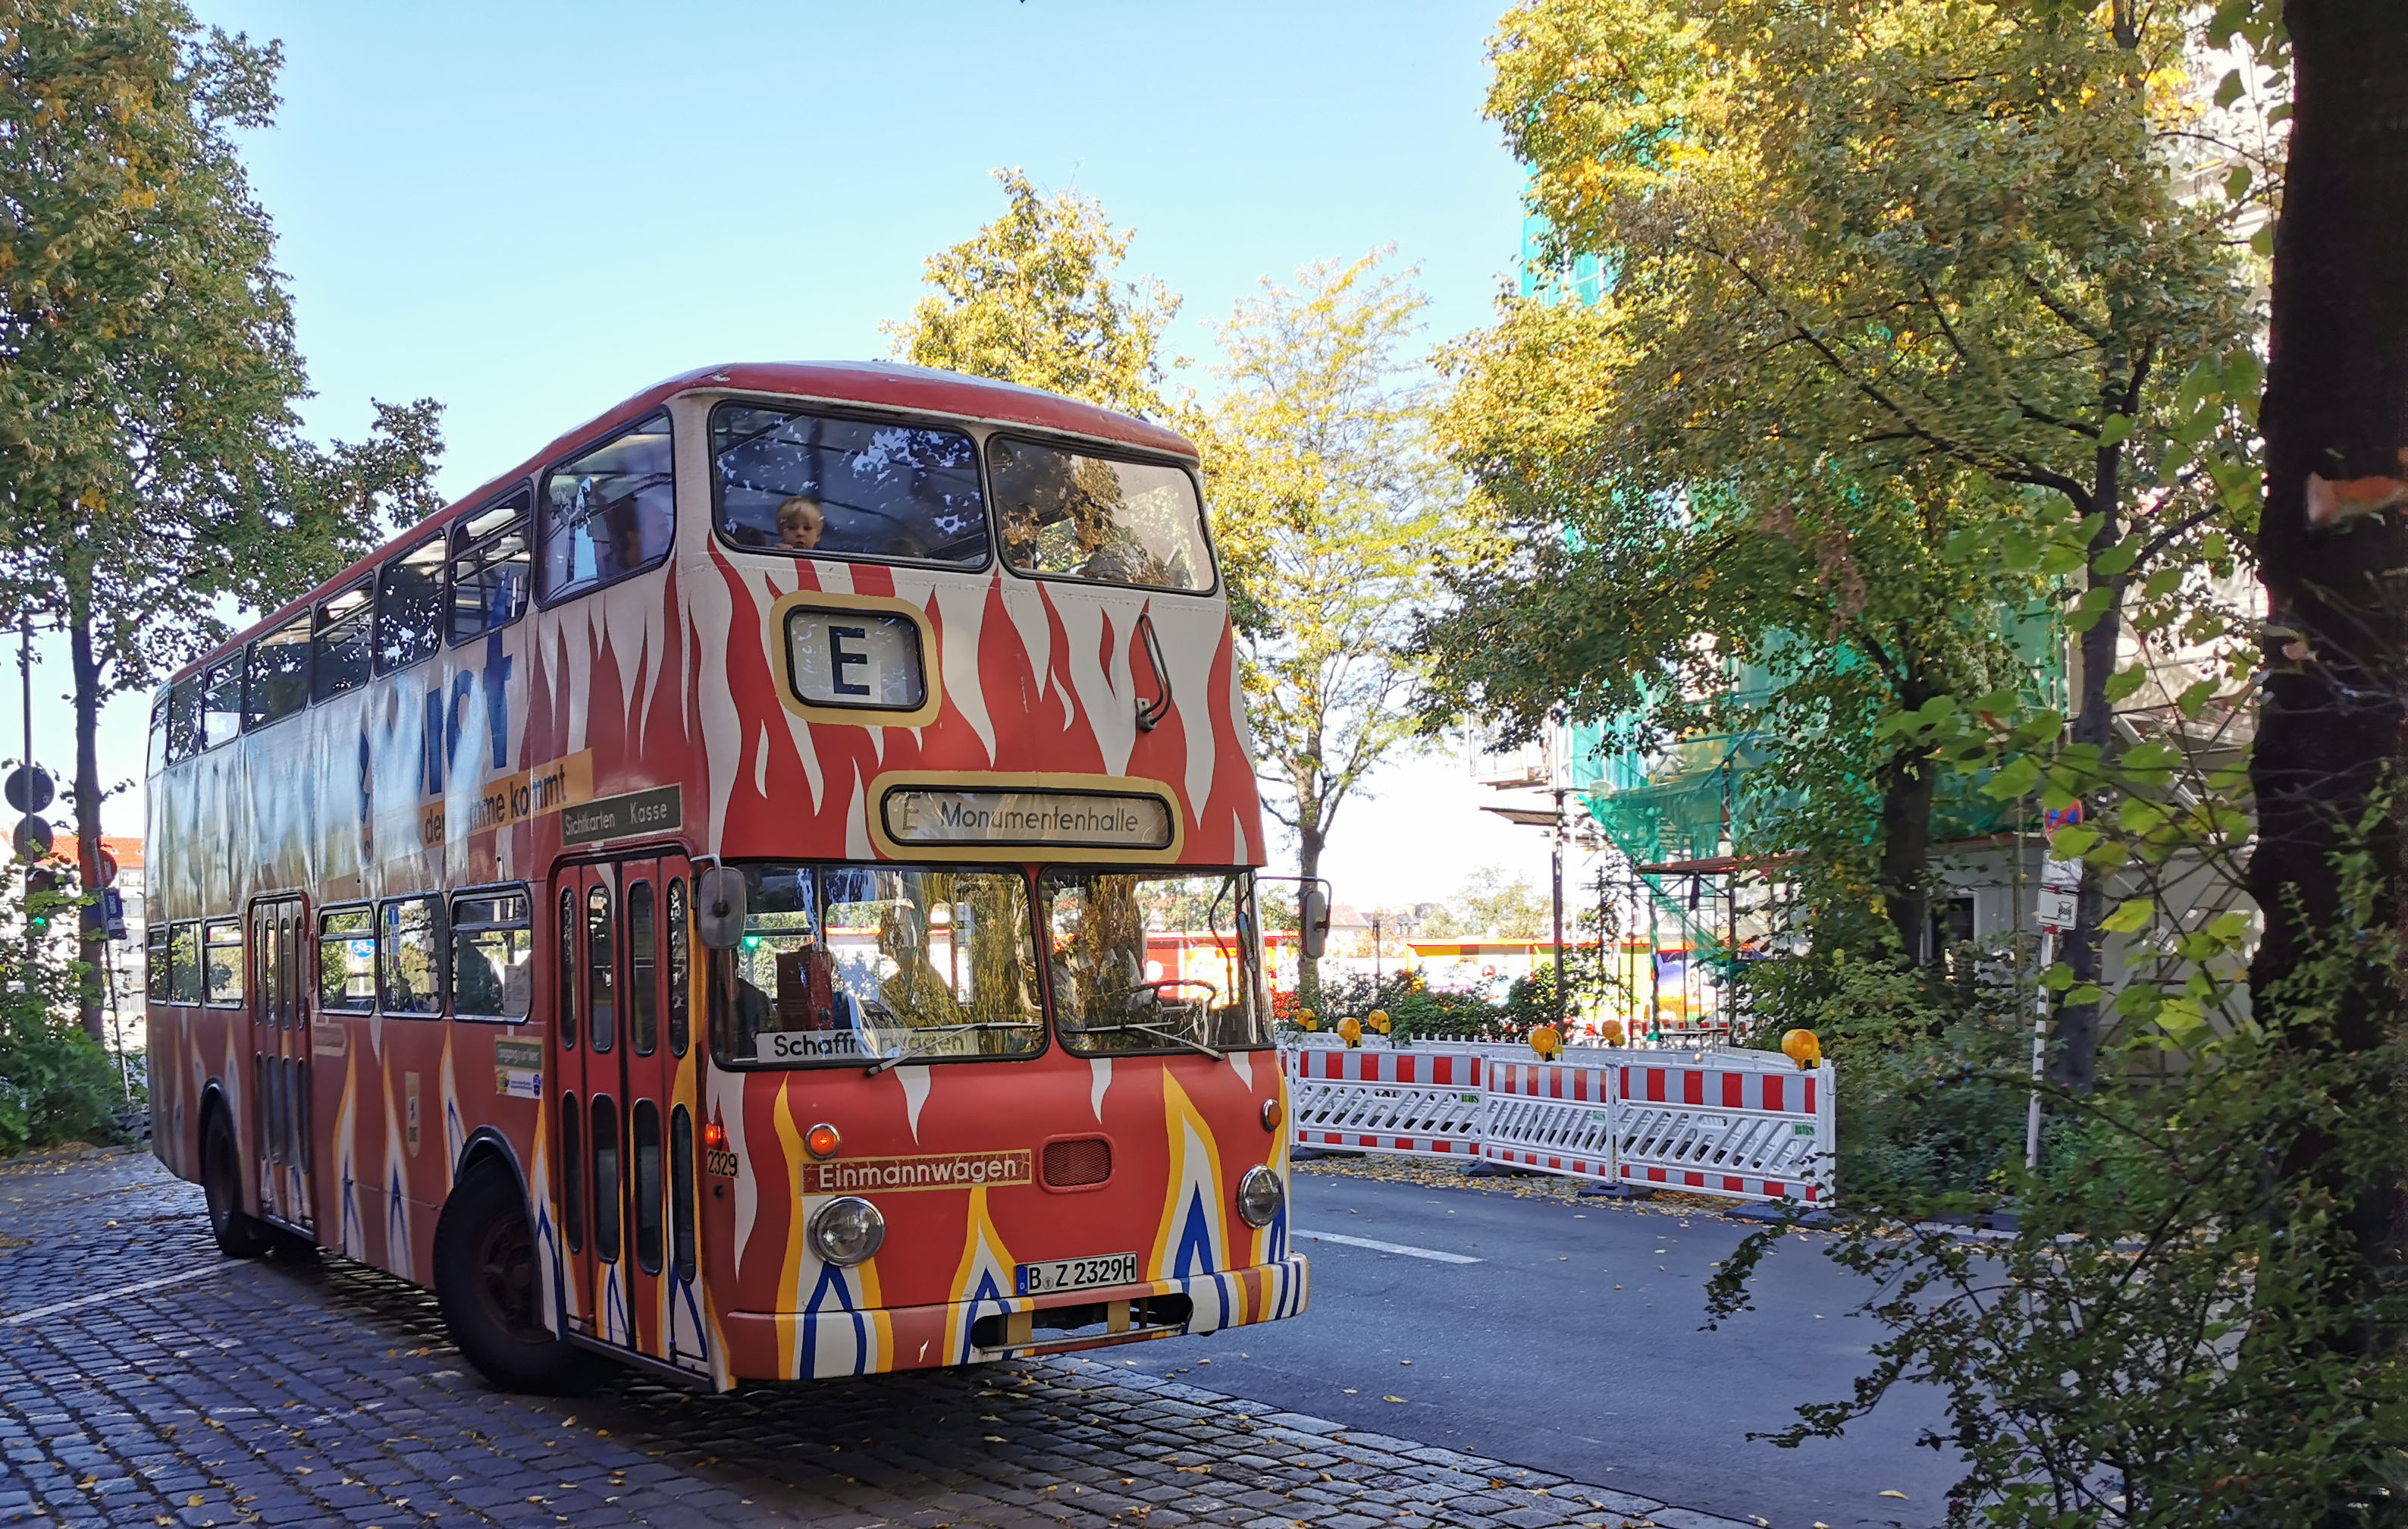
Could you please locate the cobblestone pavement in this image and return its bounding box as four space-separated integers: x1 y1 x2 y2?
0 1150 1763 1529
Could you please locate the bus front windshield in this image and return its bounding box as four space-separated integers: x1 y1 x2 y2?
718 864 1045 1069
1042 868 1268 1055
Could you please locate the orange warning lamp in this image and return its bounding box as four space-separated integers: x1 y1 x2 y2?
1530 1024 1563 1060
805 1122 843 1160
1782 1029 1822 1070
703 1120 728 1152
1337 1016 1363 1049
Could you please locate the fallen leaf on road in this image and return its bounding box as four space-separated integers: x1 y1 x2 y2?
1383 1396 1406 1403
186 1497 202 1509
1881 1490 1908 1498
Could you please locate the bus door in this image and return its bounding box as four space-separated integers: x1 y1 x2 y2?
555 854 699 1373
249 897 312 1235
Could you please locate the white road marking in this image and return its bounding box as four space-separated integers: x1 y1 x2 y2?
4 1265 231 1324
1293 1229 1481 1264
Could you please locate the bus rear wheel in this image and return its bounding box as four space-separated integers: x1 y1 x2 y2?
201 1107 271 1258
434 1160 603 1394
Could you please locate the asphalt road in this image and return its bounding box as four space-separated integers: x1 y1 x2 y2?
1117 1168 1961 1529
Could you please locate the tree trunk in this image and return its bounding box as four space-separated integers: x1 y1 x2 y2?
1874 744 1938 961
66 570 104 1041
2250 0 2408 1330
2052 458 2125 1094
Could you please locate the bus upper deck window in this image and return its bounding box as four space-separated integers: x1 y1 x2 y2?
312 581 373 704
375 534 446 674
164 677 200 763
710 403 987 567
450 490 531 643
245 614 311 729
991 438 1212 592
200 659 243 749
539 413 673 604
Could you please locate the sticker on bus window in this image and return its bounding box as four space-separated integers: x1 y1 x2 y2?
494 1038 542 1098
752 1028 983 1065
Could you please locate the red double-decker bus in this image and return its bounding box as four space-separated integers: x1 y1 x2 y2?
143 363 1306 1390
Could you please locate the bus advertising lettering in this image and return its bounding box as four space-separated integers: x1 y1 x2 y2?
803 1150 1034 1196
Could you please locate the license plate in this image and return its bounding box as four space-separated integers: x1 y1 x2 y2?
1016 1251 1140 1295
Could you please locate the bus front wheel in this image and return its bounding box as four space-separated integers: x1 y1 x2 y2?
201 1107 271 1259
434 1160 603 1394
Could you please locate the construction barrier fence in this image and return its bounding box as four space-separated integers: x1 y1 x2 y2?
1281 1039 1836 1206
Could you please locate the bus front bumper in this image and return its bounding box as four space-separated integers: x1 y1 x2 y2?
724 1254 1311 1381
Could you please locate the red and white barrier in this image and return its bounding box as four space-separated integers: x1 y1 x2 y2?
1284 1046 1488 1158
1284 1041 1836 1205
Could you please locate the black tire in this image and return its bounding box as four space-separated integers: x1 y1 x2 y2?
201 1107 272 1259
434 1159 605 1394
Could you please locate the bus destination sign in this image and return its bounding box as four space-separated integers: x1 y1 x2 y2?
881 786 1174 850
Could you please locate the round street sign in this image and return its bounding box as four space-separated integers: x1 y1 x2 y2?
96 846 118 887
12 815 53 859
5 765 52 814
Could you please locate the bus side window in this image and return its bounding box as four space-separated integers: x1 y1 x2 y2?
631 1098 663 1276
245 614 311 729
165 677 200 763
560 1091 584 1253
379 895 447 1016
374 534 446 674
312 580 373 704
202 918 244 1006
586 884 616 1052
557 887 578 1046
666 879 689 1057
669 1103 696 1283
449 490 531 644
590 1094 622 1263
148 692 170 774
168 921 201 1004
538 412 673 604
452 887 531 1021
627 881 657 1056
146 924 170 1001
201 658 243 749
317 907 375 1012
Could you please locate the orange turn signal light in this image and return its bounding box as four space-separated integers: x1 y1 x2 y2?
703 1122 728 1151
805 1122 842 1160
1261 1097 1284 1132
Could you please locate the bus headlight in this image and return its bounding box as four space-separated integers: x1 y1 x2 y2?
808 1196 886 1266
1235 1166 1284 1229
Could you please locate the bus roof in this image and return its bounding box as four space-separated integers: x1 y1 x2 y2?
170 361 1199 686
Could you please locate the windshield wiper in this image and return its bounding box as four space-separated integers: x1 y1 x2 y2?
864 1022 1036 1075
1074 1022 1224 1061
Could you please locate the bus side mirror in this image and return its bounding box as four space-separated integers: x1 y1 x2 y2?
1300 881 1331 962
697 866 748 950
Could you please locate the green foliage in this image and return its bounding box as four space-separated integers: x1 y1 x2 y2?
1742 942 2033 1198
1418 865 1552 939
887 167 1184 419
0 866 125 1155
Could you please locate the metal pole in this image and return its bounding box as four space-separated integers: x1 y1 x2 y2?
2027 928 2053 1170
1372 913 1381 988
1550 788 1566 1031
20 619 31 981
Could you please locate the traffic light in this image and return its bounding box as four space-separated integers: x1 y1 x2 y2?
25 863 59 934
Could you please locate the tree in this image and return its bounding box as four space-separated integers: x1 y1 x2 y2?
2247 0 2408 1386
1419 866 1550 940
0 0 444 1038
1202 253 1463 1006
887 168 1183 419
1443 0 2260 1082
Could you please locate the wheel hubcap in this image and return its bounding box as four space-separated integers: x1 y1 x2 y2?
474 1213 544 1345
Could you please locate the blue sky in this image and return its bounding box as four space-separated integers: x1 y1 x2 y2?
68 0 1560 906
